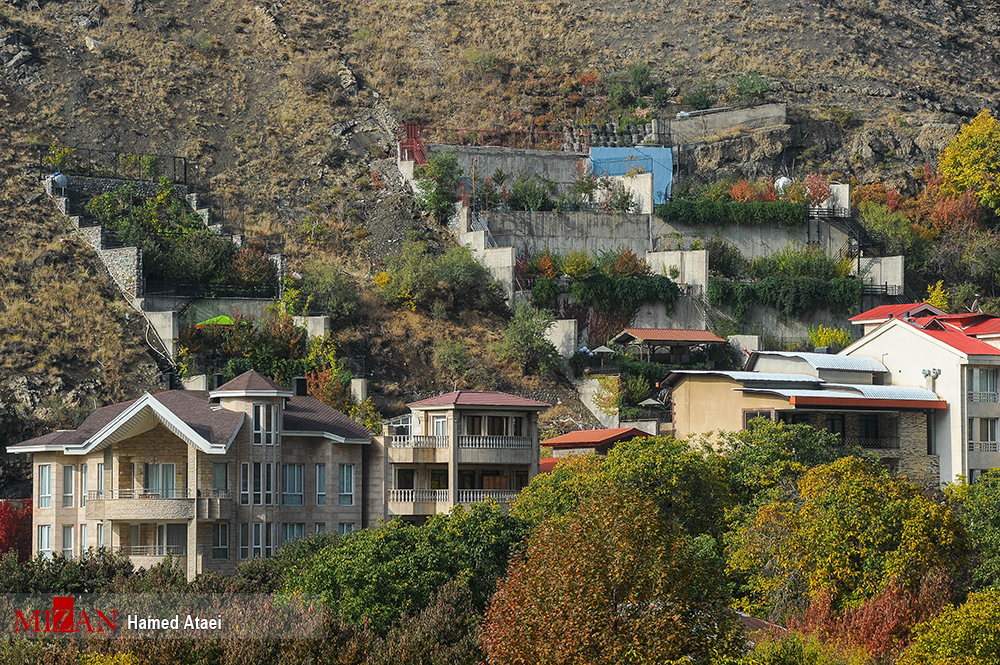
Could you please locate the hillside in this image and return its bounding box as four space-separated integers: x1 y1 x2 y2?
1 0 998 491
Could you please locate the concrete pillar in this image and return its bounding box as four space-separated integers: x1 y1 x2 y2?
187 446 198 580
351 379 368 404
449 412 459 509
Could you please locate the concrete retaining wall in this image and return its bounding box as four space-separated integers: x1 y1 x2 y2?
488 210 651 255
646 250 708 292
668 103 787 145
427 144 587 196
651 215 850 259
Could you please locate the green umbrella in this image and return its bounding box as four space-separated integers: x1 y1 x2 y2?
194 315 236 328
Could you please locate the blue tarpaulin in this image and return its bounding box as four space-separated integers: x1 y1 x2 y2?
589 147 673 205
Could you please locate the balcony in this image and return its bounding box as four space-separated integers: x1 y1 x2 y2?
969 392 1000 403
117 545 187 570
390 435 449 448
459 435 531 449
388 436 451 464
458 489 518 505
969 440 1000 453
389 489 449 503
853 437 900 450
85 489 195 521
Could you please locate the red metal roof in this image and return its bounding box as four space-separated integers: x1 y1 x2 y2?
542 427 648 448
965 318 1000 336
918 328 1000 355
614 328 726 344
849 303 944 322
406 391 550 409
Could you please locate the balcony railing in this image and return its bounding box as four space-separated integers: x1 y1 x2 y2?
388 489 449 503
855 437 900 450
118 545 186 556
969 440 1000 453
87 489 191 500
458 489 518 504
458 435 532 449
197 489 232 499
969 392 1000 403
390 435 450 448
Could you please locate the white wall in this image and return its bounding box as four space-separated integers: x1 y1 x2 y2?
646 250 708 293
612 173 655 214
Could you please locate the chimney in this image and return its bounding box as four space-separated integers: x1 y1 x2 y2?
923 368 941 392
293 376 308 397
814 346 829 354
213 373 224 390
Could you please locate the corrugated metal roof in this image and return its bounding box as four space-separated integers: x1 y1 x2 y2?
612 328 726 344
753 351 887 372
669 370 824 383
739 385 941 401
543 427 648 447
849 302 944 322
919 329 1000 355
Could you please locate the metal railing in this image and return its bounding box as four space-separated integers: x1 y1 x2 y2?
390 435 450 448
197 489 232 499
969 440 1000 453
458 435 532 449
969 392 1000 403
855 437 900 450
37 145 190 185
87 488 191 500
388 489 448 503
119 545 186 556
458 490 518 504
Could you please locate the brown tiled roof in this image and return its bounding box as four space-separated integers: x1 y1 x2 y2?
283 395 373 441
542 427 648 448
8 399 137 449
539 458 560 474
213 370 291 394
407 391 550 409
612 328 726 344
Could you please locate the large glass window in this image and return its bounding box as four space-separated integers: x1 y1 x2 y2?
240 463 249 505
97 463 105 498
338 523 355 536
859 415 880 440
38 465 51 509
143 463 175 498
213 524 229 560
433 416 447 437
397 468 415 490
465 416 482 436
283 465 304 506
265 462 274 505
38 525 51 559
316 464 326 505
97 523 104 549
79 524 87 555
969 368 1000 401
240 523 249 560
430 469 448 490
80 464 88 507
743 411 772 429
282 523 304 543
253 404 280 445
487 416 508 435
338 464 354 506
253 462 262 505
212 463 228 495
62 465 74 508
825 414 846 440
62 525 73 559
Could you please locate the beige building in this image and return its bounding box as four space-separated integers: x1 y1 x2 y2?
379 391 549 524
7 371 376 579
668 356 946 484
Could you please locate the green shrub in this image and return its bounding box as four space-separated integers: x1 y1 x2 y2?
571 274 679 313
708 276 861 325
495 302 560 375
656 200 808 228
531 277 559 309
415 150 462 224
379 242 504 314
748 245 841 281
729 71 772 104
298 263 359 323
508 172 556 211
562 249 595 279
707 237 750 279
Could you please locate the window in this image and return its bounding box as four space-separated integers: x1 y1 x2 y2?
825 414 846 440
213 523 229 560
396 468 415 490
315 523 326 534
79 524 87 555
778 412 810 425
143 463 175 498
130 525 139 551
62 525 73 559
433 416 447 437
282 523 303 543
97 523 104 549
212 463 228 495
62 465 74 508
97 462 105 499
38 525 51 559
338 464 354 506
81 464 88 507
466 416 483 436
969 417 1000 451
264 522 274 557
38 465 51 509
514 469 530 491
430 469 448 490
338 523 355 536
253 462 262 505
316 464 326 505
252 523 262 558
283 464 304 506
240 463 250 505
253 404 280 445
968 368 999 401
487 416 508 435
859 414 880 440
240 524 249 560
265 462 274 505
512 417 524 437
743 410 772 429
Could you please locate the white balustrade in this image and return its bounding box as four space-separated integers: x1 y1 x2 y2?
458 435 532 449
390 435 450 448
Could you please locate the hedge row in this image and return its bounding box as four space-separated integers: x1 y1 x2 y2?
655 200 808 228
707 276 861 321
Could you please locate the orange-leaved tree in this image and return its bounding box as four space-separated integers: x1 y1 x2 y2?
482 493 741 665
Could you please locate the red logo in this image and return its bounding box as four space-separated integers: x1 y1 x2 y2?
14 597 116 633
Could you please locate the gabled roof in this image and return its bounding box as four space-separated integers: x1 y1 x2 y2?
919 329 1000 355
610 328 726 345
842 316 1000 359
542 427 648 448
406 391 550 409
283 395 373 442
210 370 293 398
849 302 945 323
749 351 887 372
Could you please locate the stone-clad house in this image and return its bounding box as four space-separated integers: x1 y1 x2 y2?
8 372 551 578
7 371 376 579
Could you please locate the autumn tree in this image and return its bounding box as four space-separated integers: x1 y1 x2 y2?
949 468 1000 589
939 109 1000 215
896 587 1000 665
482 493 742 665
726 457 968 621
0 499 31 562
